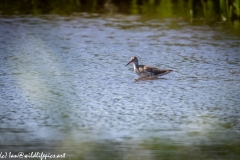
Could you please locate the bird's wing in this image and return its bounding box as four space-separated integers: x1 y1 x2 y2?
144 66 173 75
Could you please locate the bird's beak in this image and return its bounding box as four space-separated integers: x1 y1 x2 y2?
126 60 133 66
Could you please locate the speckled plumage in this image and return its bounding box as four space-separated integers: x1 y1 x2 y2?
126 56 172 77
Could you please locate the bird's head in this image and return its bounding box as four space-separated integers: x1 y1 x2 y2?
126 56 137 66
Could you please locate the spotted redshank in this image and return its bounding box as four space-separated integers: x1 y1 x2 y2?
126 56 173 77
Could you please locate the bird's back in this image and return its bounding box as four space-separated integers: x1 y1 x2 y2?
144 66 173 76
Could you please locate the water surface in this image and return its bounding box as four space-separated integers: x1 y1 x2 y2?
0 14 240 159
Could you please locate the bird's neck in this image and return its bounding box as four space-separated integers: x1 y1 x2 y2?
133 61 138 69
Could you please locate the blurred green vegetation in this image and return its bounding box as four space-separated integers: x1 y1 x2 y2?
0 0 239 22
63 138 240 160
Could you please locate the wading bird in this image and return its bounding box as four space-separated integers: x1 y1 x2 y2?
126 56 173 78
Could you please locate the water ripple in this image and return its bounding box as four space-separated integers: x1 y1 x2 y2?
0 15 239 153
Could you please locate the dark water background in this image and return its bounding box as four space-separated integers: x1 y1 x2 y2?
0 1 240 160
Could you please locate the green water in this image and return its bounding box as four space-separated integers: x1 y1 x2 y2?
1 0 239 31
